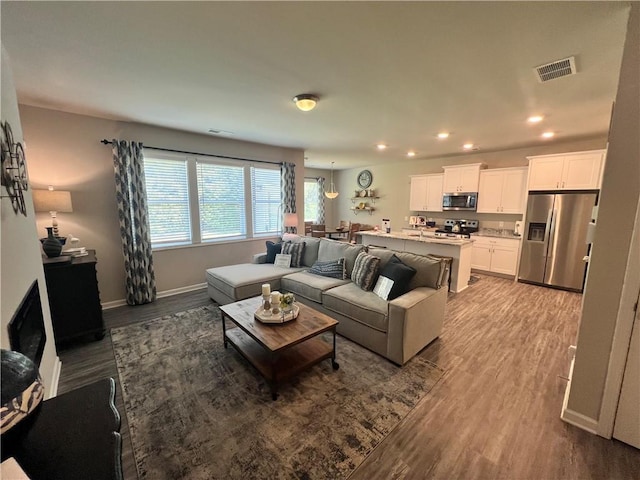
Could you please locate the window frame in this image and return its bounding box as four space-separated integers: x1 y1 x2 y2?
142 150 282 250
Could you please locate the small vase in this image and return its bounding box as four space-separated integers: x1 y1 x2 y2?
42 227 63 258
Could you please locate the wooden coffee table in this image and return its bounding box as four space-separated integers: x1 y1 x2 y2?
220 296 339 400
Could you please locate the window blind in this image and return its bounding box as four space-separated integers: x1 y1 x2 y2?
304 179 320 222
197 162 246 240
143 158 191 246
251 167 281 235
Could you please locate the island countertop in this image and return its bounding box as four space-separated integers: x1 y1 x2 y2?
358 230 474 246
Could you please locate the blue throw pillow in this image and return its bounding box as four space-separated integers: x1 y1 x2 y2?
265 241 282 264
373 254 416 300
308 258 346 279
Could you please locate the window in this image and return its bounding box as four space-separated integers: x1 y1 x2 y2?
143 153 281 248
304 179 320 222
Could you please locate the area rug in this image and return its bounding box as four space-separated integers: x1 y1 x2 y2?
111 305 444 480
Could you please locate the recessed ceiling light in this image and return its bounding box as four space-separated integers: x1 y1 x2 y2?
407 151 416 157
527 115 544 124
463 143 474 150
376 144 387 150
541 131 555 138
437 132 450 139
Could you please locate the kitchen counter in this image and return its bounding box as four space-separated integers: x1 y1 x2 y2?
361 230 474 246
473 228 522 239
358 230 473 293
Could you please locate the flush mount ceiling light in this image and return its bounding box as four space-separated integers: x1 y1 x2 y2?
407 151 416 157
437 132 450 139
293 94 319 112
527 115 544 124
463 143 474 150
376 144 387 150
541 131 555 139
324 162 339 199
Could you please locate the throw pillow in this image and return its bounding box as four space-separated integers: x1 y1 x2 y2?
265 241 282 264
351 251 381 291
282 241 305 267
373 254 417 300
308 258 346 279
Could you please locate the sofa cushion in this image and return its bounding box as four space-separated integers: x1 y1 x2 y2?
351 251 380 291
394 251 442 290
317 240 365 279
282 241 305 267
280 235 320 267
265 241 281 264
281 271 350 303
206 263 303 301
322 283 389 333
374 254 416 300
308 258 346 279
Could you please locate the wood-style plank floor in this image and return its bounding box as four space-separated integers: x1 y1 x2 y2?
57 275 640 479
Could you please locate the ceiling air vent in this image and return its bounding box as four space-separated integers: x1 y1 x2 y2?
534 56 577 83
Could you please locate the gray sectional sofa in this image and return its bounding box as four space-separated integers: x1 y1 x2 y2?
206 235 450 365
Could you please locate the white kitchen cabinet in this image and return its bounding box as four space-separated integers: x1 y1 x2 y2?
442 164 484 193
471 236 520 275
477 167 527 214
527 150 605 191
409 174 443 211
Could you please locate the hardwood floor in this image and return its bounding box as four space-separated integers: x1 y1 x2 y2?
57 276 639 479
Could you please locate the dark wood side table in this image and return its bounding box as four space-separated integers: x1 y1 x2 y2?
1 378 123 480
42 250 104 345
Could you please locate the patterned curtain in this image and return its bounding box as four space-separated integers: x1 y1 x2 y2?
317 177 326 223
281 162 296 233
112 140 157 305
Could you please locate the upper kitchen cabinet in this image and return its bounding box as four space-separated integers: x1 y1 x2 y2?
409 174 443 212
442 163 485 193
527 150 606 191
477 167 527 214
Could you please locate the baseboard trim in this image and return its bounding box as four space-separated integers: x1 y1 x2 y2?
102 283 207 310
47 356 62 399
560 356 599 434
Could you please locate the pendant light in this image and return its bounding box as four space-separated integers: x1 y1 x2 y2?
325 162 339 199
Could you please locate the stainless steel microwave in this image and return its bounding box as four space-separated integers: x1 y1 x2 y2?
442 192 478 211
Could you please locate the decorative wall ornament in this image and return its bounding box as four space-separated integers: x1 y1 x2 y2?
0 121 29 216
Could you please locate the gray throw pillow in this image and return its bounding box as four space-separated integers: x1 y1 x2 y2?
308 258 346 279
351 251 381 291
282 241 305 267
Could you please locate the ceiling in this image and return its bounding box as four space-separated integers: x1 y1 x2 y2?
1 2 631 169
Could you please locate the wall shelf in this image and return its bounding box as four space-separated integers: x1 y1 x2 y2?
350 207 375 215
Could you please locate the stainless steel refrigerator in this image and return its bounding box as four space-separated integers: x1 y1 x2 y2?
518 192 597 292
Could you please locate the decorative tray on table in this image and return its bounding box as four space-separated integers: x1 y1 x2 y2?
255 304 300 324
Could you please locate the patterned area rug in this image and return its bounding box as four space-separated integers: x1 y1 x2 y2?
112 305 444 480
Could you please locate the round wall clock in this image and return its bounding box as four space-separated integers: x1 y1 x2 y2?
357 170 373 189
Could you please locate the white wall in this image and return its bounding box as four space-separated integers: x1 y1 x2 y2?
304 167 335 229
19 106 304 304
1 47 59 398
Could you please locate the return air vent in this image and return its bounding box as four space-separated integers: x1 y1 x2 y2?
534 56 577 82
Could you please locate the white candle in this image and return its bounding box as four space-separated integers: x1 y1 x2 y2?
271 291 281 305
262 284 271 296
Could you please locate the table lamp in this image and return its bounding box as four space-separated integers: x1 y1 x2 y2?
284 213 298 234
32 187 73 237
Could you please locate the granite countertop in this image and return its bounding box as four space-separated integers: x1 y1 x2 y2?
472 228 522 239
358 230 473 246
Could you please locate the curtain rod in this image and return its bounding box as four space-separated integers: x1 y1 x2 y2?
100 139 283 166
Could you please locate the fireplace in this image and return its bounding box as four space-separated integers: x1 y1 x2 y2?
8 280 46 367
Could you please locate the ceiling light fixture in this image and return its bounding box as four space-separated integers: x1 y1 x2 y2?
293 94 319 112
527 115 544 124
325 162 339 199
407 151 416 157
437 132 450 139
541 131 555 138
463 143 474 150
376 144 387 150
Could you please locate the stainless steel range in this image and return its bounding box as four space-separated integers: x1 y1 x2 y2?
435 219 479 238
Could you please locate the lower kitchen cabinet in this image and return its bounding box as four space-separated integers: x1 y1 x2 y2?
42 250 105 344
471 237 520 275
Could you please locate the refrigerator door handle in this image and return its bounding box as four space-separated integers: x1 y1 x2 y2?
543 208 553 256
547 209 558 259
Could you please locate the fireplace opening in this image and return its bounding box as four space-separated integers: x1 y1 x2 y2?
8 280 46 367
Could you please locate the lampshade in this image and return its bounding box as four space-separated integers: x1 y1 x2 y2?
33 189 73 213
293 94 319 112
284 213 298 227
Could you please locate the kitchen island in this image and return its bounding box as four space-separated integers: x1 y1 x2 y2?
358 230 473 293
